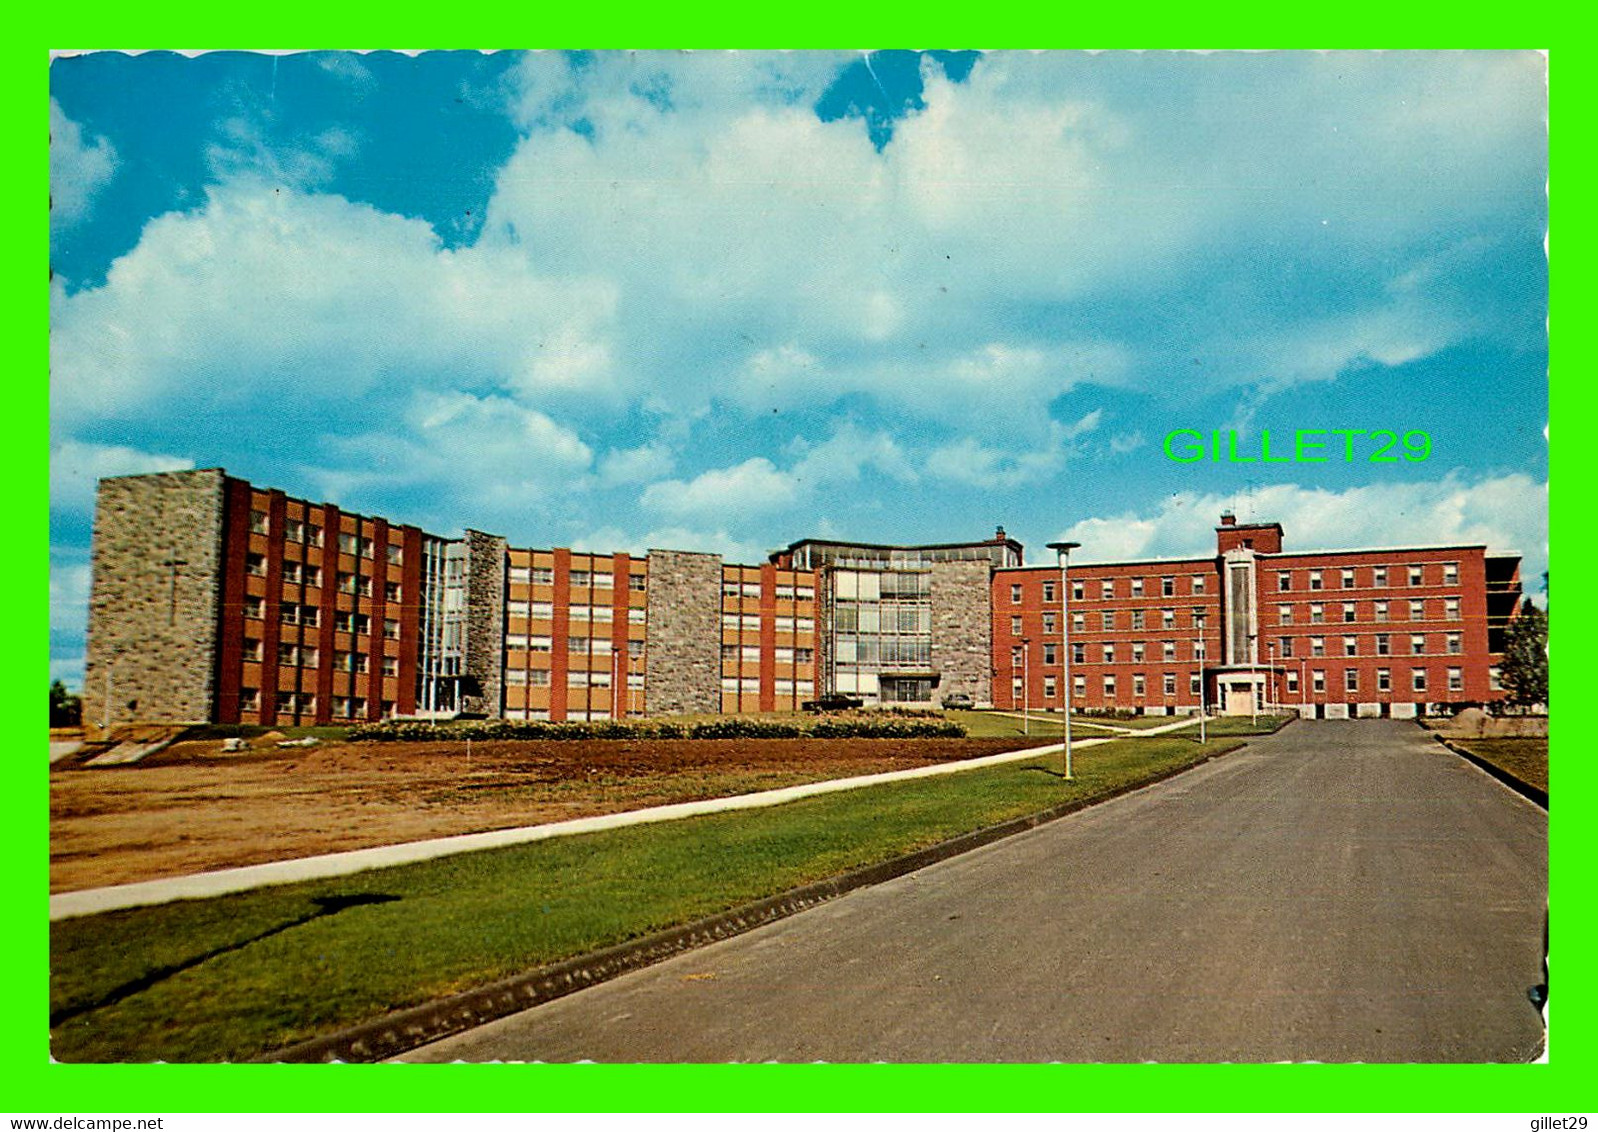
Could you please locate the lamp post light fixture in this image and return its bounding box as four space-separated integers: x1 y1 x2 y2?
1047 541 1082 781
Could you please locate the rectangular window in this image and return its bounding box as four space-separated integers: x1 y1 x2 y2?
1446 633 1462 655
1285 671 1299 693
1409 565 1424 587
1373 566 1388 587
1278 571 1292 592
1445 597 1461 620
1343 636 1357 657
1012 676 1025 697
1163 673 1177 696
570 570 590 588
1044 675 1057 698
1072 612 1085 632
1073 642 1086 664
1073 674 1086 697
337 572 357 594
509 566 531 585
278 642 300 665
1102 611 1116 631
383 619 399 640
1310 604 1324 624
279 604 300 626
1012 615 1024 635
1377 668 1392 692
1411 634 1426 655
1162 609 1175 629
384 582 401 602
338 532 358 555
1342 603 1356 623
529 669 551 687
1043 642 1057 665
1162 577 1175 597
506 669 528 686
1011 583 1023 603
1444 563 1459 586
532 567 555 585
306 525 323 548
1375 634 1390 656
722 644 739 662
284 519 304 543
1345 668 1359 693
386 544 403 566
1072 581 1085 601
594 572 613 589
244 596 264 619
1191 576 1206 594
1101 580 1115 600
1191 673 1203 695
629 639 646 660
529 636 552 652
1310 637 1325 657
250 510 268 535
1374 601 1389 622
1410 600 1425 621
246 553 266 577
568 670 591 688
1309 571 1322 591
1102 644 1115 663
1448 667 1464 692
1131 577 1145 596
631 574 648 592
1489 666 1503 691
1042 612 1057 633
1312 670 1325 693
1042 581 1056 602
1133 673 1147 697
1193 639 1206 660
1130 610 1144 630
357 576 373 598
243 638 262 662
1341 569 1355 589
1131 642 1145 662
1162 641 1176 661
1278 605 1294 625
1103 675 1117 697
282 561 303 585
629 607 647 624
1412 668 1428 692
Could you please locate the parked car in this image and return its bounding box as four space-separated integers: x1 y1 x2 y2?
801 693 865 712
941 693 974 710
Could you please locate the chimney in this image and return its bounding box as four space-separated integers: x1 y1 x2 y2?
1220 511 1236 527
994 526 1007 541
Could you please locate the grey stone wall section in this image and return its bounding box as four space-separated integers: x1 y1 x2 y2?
462 530 508 717
931 560 992 707
645 549 723 715
82 469 227 731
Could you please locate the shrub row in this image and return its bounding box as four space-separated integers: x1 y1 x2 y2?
348 714 966 743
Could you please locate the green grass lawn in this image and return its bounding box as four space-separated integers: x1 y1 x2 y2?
51 732 1248 1063
944 710 1120 739
1449 737 1548 793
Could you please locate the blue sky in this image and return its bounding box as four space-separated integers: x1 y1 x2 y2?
49 50 1548 688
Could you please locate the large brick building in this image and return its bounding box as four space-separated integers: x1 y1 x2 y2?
79 471 1522 730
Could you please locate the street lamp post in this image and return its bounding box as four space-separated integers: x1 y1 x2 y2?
1020 636 1030 736
1249 632 1259 725
1267 641 1277 714
1195 616 1207 745
1047 541 1082 781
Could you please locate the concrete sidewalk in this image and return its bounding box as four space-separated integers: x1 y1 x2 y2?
50 734 1113 921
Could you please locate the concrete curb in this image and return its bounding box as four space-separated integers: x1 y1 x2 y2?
257 740 1242 1064
1433 735 1548 810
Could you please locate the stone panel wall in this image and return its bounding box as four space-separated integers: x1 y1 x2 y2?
644 549 722 715
83 469 227 732
931 560 993 707
462 529 508 717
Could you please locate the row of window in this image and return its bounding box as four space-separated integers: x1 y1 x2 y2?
1275 632 1464 659
241 640 400 675
721 581 817 600
834 637 932 665
243 601 400 638
1043 640 1207 665
507 566 649 590
248 511 406 564
236 689 397 716
722 613 817 632
721 678 816 694
1013 607 1211 636
504 635 645 657
245 556 407 601
1051 574 1209 602
1015 673 1200 699
1278 564 1458 592
721 645 816 664
1278 598 1460 625
506 601 648 624
1292 667 1466 694
505 669 648 688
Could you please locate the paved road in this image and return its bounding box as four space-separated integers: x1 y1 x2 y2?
404 721 1547 1063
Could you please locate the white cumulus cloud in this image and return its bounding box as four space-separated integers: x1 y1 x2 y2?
50 99 117 230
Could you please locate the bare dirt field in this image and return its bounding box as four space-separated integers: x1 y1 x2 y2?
50 735 1041 893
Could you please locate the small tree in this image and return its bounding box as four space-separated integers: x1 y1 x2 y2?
49 680 82 728
1499 600 1548 712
